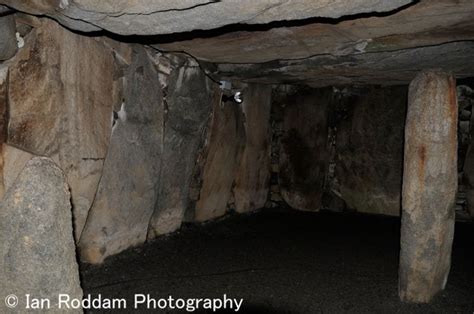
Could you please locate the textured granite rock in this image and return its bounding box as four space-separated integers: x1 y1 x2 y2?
147 55 213 238
0 0 411 35
0 65 7 198
79 46 163 264
1 144 35 194
214 41 474 87
159 1 474 63
234 84 272 213
194 91 246 222
399 70 457 303
6 20 121 240
0 157 83 312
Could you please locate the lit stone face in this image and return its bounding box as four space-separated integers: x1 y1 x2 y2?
399 70 458 303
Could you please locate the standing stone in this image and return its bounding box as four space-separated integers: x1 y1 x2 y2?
399 70 457 303
279 88 330 211
234 84 272 213
58 24 119 242
0 157 83 312
0 65 8 198
194 91 246 222
336 86 407 216
79 46 163 264
7 20 121 240
147 56 213 238
0 14 17 60
7 22 62 156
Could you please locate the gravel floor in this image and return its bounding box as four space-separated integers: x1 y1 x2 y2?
81 208 474 313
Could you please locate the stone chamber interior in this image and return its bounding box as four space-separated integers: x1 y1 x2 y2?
0 1 473 313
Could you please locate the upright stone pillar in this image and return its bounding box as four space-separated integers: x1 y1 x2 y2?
399 70 458 303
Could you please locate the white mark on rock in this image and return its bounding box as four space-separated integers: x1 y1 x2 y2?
354 39 372 54
112 102 127 132
117 102 127 121
15 32 24 49
59 0 69 9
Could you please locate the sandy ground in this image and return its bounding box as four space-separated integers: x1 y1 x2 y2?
81 208 474 313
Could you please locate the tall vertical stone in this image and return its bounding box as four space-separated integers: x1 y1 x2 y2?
234 84 272 213
0 157 83 312
399 70 458 303
0 65 8 198
78 46 163 264
194 92 246 222
279 88 330 211
147 56 213 238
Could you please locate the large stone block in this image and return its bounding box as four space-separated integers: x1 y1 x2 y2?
0 157 83 312
147 56 213 238
234 84 272 213
7 22 62 156
194 91 246 222
0 14 17 60
399 70 457 303
7 20 122 240
78 46 163 264
336 86 407 216
0 0 411 36
279 88 330 211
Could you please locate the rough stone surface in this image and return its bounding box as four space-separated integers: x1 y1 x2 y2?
0 65 7 198
7 20 122 240
336 86 407 216
234 84 272 213
7 22 62 156
0 0 411 35
214 41 474 87
2 143 35 193
79 46 163 264
461 85 474 218
399 70 457 303
0 14 17 60
147 56 213 238
57 23 118 242
194 92 245 222
279 88 330 211
0 157 83 312
160 0 474 63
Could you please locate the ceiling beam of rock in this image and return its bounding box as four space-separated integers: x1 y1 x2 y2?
0 0 411 35
210 41 474 87
154 0 474 86
157 0 474 63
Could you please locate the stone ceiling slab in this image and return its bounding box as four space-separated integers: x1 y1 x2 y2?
0 0 411 35
211 41 474 87
157 0 474 63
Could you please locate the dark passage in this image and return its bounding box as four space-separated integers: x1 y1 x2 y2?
81 209 474 313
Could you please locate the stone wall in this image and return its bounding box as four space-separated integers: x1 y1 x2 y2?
0 17 278 263
279 88 331 211
270 85 407 217
0 18 220 263
335 86 407 216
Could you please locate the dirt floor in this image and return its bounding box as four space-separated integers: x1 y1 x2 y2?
80 208 474 313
